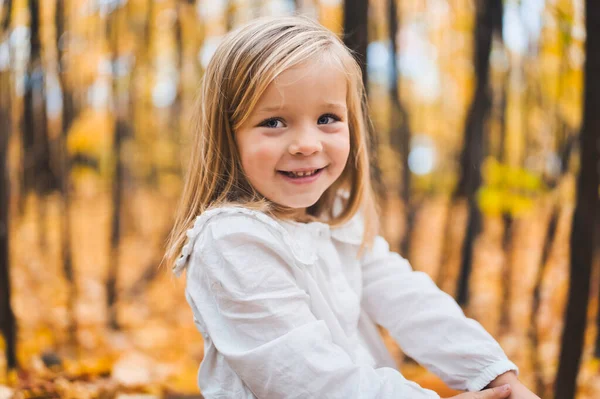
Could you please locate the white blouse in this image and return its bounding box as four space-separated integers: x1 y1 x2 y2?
173 204 519 398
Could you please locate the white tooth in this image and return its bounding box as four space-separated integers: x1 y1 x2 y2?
291 169 317 177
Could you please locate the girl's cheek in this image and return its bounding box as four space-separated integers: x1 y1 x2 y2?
247 142 281 169
256 141 279 158
330 129 351 154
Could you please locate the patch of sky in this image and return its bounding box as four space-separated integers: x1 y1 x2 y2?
88 78 110 110
45 74 63 119
113 54 135 77
152 69 179 108
503 0 544 54
197 0 227 20
409 134 437 176
503 2 527 53
521 0 544 41
10 25 30 61
82 0 128 17
199 37 222 69
367 40 393 88
9 25 33 96
263 0 295 16
398 21 440 103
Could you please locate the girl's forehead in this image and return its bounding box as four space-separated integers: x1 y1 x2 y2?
272 55 348 85
267 60 347 90
257 62 348 109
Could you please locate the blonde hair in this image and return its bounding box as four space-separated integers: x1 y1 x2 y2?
164 15 380 270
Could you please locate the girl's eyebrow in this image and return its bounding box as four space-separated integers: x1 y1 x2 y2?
256 102 347 113
325 103 347 111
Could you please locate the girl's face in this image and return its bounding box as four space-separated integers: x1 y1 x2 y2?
235 59 351 214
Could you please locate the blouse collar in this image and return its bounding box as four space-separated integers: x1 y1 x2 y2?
172 190 364 277
279 212 364 246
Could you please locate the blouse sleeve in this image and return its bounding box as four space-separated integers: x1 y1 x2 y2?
359 235 519 392
184 212 441 399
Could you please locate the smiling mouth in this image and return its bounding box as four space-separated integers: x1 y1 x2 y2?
277 166 327 178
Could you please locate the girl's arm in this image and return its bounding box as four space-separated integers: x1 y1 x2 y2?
185 213 441 398
359 235 519 393
486 371 540 398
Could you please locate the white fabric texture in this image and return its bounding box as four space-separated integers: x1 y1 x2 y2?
174 205 519 398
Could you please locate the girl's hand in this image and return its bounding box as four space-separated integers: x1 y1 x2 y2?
444 384 512 399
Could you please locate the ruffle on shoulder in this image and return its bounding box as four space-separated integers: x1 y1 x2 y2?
172 206 319 277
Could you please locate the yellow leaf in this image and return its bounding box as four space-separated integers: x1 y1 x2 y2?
67 110 113 158
477 187 504 216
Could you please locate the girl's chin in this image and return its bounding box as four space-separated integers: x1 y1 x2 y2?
275 196 322 210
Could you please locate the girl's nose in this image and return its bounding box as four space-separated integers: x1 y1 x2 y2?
288 129 323 155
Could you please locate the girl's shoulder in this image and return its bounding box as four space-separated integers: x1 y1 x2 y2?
172 205 319 277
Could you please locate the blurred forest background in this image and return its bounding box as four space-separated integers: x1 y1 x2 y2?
0 0 599 398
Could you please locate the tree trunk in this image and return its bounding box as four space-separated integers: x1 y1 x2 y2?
106 6 131 330
529 207 559 398
595 213 600 358
554 1 600 397
528 88 577 399
343 0 368 91
0 0 17 374
55 0 78 349
22 0 57 197
453 0 503 305
387 0 413 256
0 71 16 373
342 0 384 200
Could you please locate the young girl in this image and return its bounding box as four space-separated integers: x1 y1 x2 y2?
166 16 540 399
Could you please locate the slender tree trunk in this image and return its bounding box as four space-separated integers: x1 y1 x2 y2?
554 1 600 397
496 50 513 335
497 214 512 335
343 0 368 91
343 0 384 200
106 6 131 330
453 0 503 305
387 0 413 256
529 207 559 398
497 69 508 164
23 0 58 254
172 1 183 156
529 111 576 399
595 214 600 358
0 96 16 373
0 0 17 374
55 0 78 349
22 0 57 197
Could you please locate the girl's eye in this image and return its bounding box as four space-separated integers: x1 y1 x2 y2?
260 118 284 128
317 114 340 125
